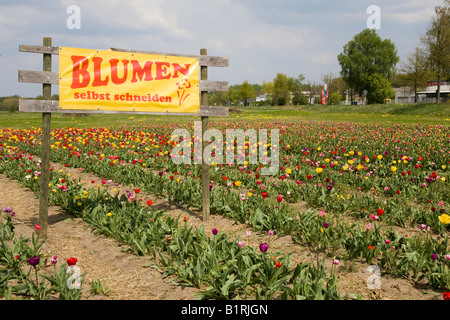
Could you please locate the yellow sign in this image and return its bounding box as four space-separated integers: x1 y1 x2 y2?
59 47 200 113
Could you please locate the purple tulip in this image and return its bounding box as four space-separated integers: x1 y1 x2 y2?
212 228 218 235
259 243 269 253
431 253 438 261
28 256 40 266
323 222 329 228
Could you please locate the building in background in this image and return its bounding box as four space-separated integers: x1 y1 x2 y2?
417 81 450 103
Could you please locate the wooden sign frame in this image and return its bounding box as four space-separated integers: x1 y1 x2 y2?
18 37 229 237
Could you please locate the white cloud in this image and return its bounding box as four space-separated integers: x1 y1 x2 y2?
384 7 436 25
65 0 192 38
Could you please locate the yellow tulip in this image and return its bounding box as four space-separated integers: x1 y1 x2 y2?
439 214 450 225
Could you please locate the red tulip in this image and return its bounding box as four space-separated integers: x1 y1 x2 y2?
66 257 77 266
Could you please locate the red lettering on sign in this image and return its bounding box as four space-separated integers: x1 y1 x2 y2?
110 59 129 85
172 63 191 78
131 60 154 82
155 62 171 80
69 55 195 88
71 56 90 89
92 57 109 87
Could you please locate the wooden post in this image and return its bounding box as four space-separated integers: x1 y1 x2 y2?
200 48 210 221
39 37 52 238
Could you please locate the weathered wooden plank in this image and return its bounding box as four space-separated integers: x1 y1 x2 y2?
19 100 229 116
19 45 230 67
200 80 228 92
199 106 228 117
19 44 59 55
18 70 59 84
110 48 229 67
19 99 59 113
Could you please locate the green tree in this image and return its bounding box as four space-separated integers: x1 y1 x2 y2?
209 91 229 106
2 95 20 112
366 74 395 104
251 83 263 96
272 73 291 105
227 85 240 106
288 74 308 105
238 81 256 106
328 91 342 105
337 29 399 98
420 0 450 103
262 80 275 105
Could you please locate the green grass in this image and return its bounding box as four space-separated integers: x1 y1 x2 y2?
234 102 450 125
1 102 449 129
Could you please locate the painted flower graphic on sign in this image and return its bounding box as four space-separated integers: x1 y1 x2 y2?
176 78 192 106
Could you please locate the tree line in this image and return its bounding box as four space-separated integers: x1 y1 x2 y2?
208 73 349 107
213 0 449 106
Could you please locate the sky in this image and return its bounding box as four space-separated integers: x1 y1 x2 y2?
0 0 444 97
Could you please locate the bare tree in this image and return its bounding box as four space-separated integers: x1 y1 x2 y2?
398 47 431 103
321 72 336 105
421 1 450 103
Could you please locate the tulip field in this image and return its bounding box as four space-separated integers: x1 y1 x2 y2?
1 105 450 300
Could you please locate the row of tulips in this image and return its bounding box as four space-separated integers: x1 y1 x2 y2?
1 122 448 230
5 137 448 239
0 153 346 300
1 138 450 292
